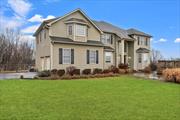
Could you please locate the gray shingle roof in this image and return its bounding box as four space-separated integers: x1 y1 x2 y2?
127 28 152 37
50 36 104 47
92 20 132 40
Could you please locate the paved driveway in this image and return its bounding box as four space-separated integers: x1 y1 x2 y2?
0 72 37 80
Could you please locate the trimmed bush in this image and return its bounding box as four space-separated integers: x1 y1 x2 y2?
82 69 91 75
57 69 65 77
66 66 76 76
143 66 151 73
73 69 80 75
93 68 102 74
51 69 58 75
118 63 128 69
38 70 51 77
109 65 119 74
102 69 111 74
162 68 180 83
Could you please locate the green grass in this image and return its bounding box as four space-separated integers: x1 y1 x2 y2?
0 76 179 120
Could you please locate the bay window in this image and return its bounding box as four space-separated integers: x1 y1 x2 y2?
76 24 86 36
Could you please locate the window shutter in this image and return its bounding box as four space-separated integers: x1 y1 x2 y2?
111 35 113 44
71 49 74 64
87 50 89 64
59 48 63 64
96 50 99 64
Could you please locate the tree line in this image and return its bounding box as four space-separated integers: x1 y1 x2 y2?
0 29 34 71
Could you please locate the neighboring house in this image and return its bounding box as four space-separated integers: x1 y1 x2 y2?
34 9 152 71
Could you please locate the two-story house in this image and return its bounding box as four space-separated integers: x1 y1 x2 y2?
34 9 152 71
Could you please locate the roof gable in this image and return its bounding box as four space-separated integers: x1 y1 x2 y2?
48 9 103 34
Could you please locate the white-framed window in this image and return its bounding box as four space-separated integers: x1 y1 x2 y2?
90 50 96 64
63 48 71 64
101 34 112 44
138 53 142 63
44 29 46 39
68 25 73 35
76 24 86 36
105 52 112 63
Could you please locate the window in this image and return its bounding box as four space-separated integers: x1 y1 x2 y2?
145 38 148 46
124 42 127 52
137 36 140 45
44 29 46 39
90 51 96 64
68 25 72 35
63 49 71 64
105 52 112 63
76 24 86 36
101 34 113 44
138 53 142 63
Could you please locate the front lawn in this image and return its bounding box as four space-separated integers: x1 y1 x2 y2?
0 76 179 120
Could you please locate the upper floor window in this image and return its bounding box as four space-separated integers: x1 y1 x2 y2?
137 36 148 46
76 24 86 36
44 29 46 39
68 25 72 35
101 34 113 45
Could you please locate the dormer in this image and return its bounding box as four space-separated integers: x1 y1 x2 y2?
64 18 89 42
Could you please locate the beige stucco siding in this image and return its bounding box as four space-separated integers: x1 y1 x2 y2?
52 43 104 71
49 11 101 41
35 29 51 70
133 35 151 70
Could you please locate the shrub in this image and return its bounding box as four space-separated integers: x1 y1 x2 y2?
38 70 51 77
57 69 65 77
118 63 128 69
20 75 24 79
73 69 80 75
51 69 58 75
143 66 151 73
66 66 76 76
93 68 102 74
82 69 91 75
109 65 119 74
162 68 180 83
150 63 157 71
102 69 111 74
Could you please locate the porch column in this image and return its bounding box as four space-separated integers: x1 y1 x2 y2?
121 39 124 63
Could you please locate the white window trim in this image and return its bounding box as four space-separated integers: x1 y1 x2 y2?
101 34 112 45
63 48 71 64
67 25 73 36
89 50 96 64
75 24 86 37
105 52 113 63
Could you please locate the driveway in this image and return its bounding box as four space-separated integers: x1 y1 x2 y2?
0 72 37 80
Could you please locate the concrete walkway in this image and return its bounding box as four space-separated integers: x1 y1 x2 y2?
0 72 37 80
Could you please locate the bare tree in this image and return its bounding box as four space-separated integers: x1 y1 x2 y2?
0 28 34 71
151 49 163 63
